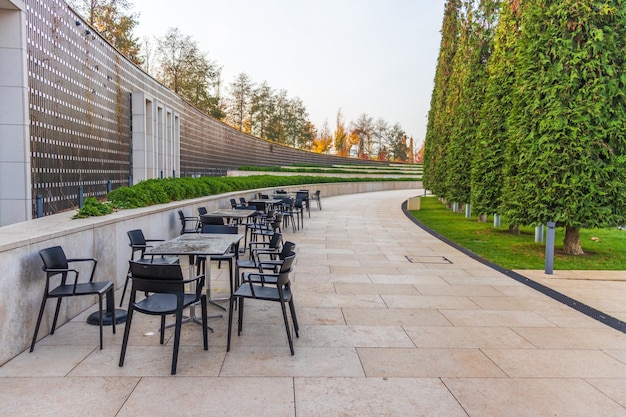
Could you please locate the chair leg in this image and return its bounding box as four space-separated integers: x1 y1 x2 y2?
119 270 131 306
98 295 104 350
171 308 183 375
289 298 299 337
119 306 135 367
280 301 295 355
201 295 208 350
51 298 63 334
237 297 245 335
30 295 48 352
227 295 235 352
159 315 166 344
108 289 116 335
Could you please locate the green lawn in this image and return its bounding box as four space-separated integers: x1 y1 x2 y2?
409 196 626 270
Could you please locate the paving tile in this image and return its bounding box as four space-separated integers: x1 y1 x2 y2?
482 348 626 378
294 377 468 417
297 324 415 348
468 295 570 311
0 377 138 417
382 294 481 310
441 309 557 327
357 347 506 378
117 377 295 417
70 345 226 377
415 284 506 297
334 282 419 295
586 378 626 409
295 293 387 309
221 347 364 377
405 326 536 349
296 272 371 283
512 327 626 349
368 273 451 285
0 345 96 377
343 307 452 327
444 377 626 417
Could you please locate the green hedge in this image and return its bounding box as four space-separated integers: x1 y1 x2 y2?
73 175 420 218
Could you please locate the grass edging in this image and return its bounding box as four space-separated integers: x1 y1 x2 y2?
401 200 626 334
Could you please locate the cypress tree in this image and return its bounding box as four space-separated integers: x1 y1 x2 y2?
445 0 499 206
424 0 461 198
471 0 521 217
504 0 626 254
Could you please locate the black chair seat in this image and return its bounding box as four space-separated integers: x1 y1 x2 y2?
132 293 199 314
234 282 291 301
49 281 113 297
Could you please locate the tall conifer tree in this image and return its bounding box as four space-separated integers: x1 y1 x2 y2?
471 0 521 217
504 0 626 254
424 0 461 198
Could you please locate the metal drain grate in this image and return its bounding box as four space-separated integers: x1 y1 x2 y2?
405 255 452 264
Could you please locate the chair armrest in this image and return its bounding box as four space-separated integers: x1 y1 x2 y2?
66 257 97 263
65 257 98 282
242 271 278 284
182 274 206 298
145 239 165 243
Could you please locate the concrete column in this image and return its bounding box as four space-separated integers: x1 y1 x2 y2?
0 0 31 226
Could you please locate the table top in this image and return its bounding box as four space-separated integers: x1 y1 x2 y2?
145 233 244 256
249 198 283 205
201 209 256 219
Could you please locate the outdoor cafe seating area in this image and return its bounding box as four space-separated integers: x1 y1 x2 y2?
28 189 322 374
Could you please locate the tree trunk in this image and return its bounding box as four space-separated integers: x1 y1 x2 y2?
478 214 487 222
508 224 519 235
563 226 584 255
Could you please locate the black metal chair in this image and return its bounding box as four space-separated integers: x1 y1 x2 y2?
178 210 199 234
119 261 208 375
250 213 283 243
238 241 296 288
119 229 179 307
197 224 241 305
236 234 285 286
296 190 311 217
279 198 298 231
311 190 322 210
228 252 298 354
31 246 115 352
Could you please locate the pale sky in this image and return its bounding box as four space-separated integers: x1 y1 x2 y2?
130 0 446 147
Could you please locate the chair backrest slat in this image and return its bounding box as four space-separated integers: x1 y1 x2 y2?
201 224 238 234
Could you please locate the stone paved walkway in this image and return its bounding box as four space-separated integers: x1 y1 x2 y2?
1 189 625 416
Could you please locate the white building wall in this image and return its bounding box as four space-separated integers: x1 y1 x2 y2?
0 0 31 226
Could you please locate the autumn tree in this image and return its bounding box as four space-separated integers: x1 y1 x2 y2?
70 0 142 65
333 109 349 157
503 0 626 254
312 120 333 153
349 113 375 158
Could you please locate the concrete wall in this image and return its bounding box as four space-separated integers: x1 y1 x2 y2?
0 181 421 365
